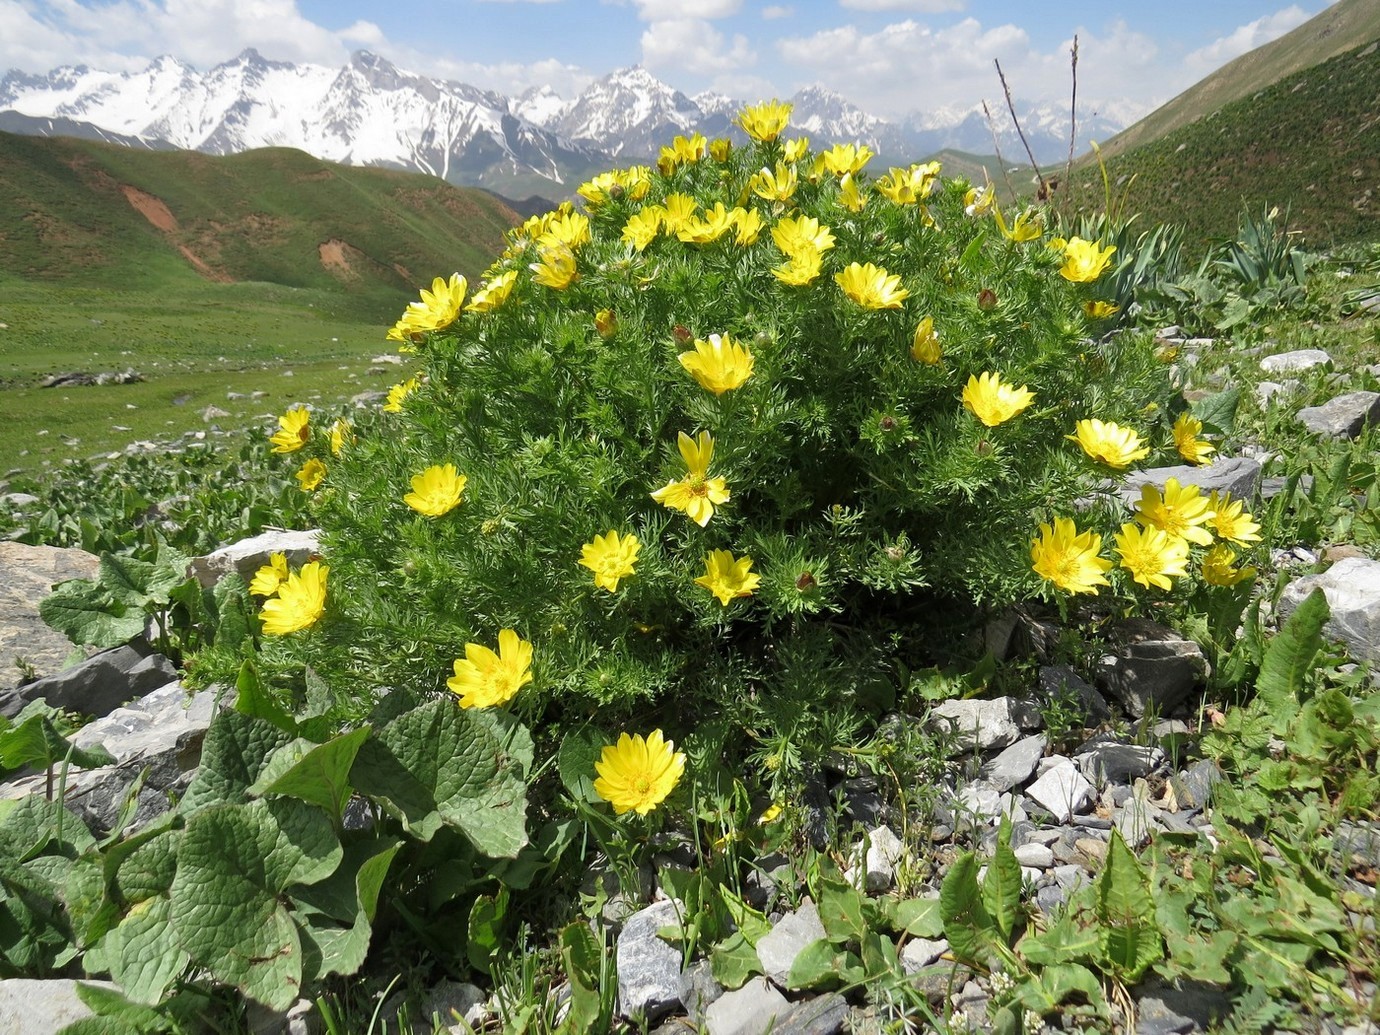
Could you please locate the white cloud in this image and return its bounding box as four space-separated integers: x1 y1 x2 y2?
410 53 594 99
1183 6 1311 73
761 5 793 19
641 17 755 76
631 0 741 20
838 0 964 12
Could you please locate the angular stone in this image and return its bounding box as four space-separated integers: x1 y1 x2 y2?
1075 741 1165 787
1171 759 1224 811
1255 380 1298 408
927 698 1020 754
1116 796 1156 848
1277 557 1380 665
846 825 904 893
1117 457 1261 508
0 542 100 694
680 960 724 1029
1025 760 1094 823
980 734 1046 793
900 937 949 974
0 979 120 1034
773 993 848 1035
1 642 178 720
189 528 322 589
1093 621 1209 719
1296 391 1380 439
616 900 684 1022
1259 348 1332 374
704 976 789 1035
1013 843 1054 868
953 780 1007 829
756 899 826 988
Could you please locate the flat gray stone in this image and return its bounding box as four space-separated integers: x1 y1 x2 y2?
773 993 848 1035
756 900 826 988
980 734 1046 792
1093 621 1209 719
1171 759 1224 811
1260 348 1332 374
1036 665 1112 724
1296 391 1380 439
616 900 684 1022
680 960 724 1029
1013 843 1055 868
1254 380 1298 408
846 825 904 892
1116 795 1156 848
1117 457 1261 507
705 976 789 1035
189 528 321 589
0 542 100 694
927 698 1021 754
0 979 120 1034
1076 741 1164 786
1278 557 1380 664
1024 760 1094 823
1 643 177 720
900 937 949 974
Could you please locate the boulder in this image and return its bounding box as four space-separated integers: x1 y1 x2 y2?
1295 391 1380 440
616 900 684 1022
1259 348 1332 374
1 642 177 720
1277 557 1380 664
189 529 322 589
0 979 120 1034
1024 759 1094 823
1118 457 1261 507
0 542 100 694
927 698 1021 754
756 899 826 988
1093 620 1210 719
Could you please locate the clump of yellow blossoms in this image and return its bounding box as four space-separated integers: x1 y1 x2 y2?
1068 418 1150 469
447 629 534 709
260 561 328 635
679 333 754 395
1031 518 1112 595
1058 238 1117 282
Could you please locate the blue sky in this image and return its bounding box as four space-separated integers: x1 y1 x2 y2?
0 0 1336 123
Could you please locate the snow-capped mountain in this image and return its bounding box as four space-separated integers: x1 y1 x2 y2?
1 51 1129 195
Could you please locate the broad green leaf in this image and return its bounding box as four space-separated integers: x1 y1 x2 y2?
940 851 993 967
71 981 170 1029
1019 909 1101 966
557 726 608 803
210 574 252 651
817 876 868 945
467 886 510 975
61 856 114 948
982 817 1022 941
718 885 771 946
106 825 179 905
250 726 370 823
233 660 297 735
710 930 763 989
884 896 944 938
1095 830 1162 982
179 709 293 816
296 839 401 983
1163 930 1235 985
0 794 96 861
0 713 116 773
101 895 190 1005
1189 387 1241 436
98 554 162 608
1257 588 1328 724
784 938 862 991
488 818 576 890
350 699 530 858
38 580 143 649
858 929 899 981
557 921 606 1034
169 798 340 1009
1013 963 1103 1014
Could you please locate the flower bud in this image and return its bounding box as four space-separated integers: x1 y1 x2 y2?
796 571 817 591
977 288 998 310
673 324 693 343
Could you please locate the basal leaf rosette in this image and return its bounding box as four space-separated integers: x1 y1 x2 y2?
281 107 1175 780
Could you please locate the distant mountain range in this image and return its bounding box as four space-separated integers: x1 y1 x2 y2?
0 50 1123 196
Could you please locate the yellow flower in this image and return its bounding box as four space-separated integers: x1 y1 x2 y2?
1067 418 1150 469
751 162 798 202
530 244 578 289
837 173 866 213
577 171 620 206
771 247 824 287
730 207 765 246
994 207 1043 242
650 430 730 526
738 99 792 142
783 136 810 162
593 730 686 816
269 408 311 453
657 133 707 174
710 137 732 162
1134 478 1216 547
1115 523 1190 590
1172 412 1216 466
622 207 663 251
964 183 996 217
595 308 618 338
1206 491 1262 546
579 530 641 592
404 463 467 517
1083 300 1120 319
295 457 326 492
538 210 591 251
877 163 939 205
962 371 1035 427
836 261 909 309
399 273 468 334
383 376 420 413
328 418 352 456
1202 544 1257 587
447 628 533 709
771 214 835 257
1031 517 1113 595
680 333 754 395
821 143 873 176
466 269 518 313
1059 237 1117 282
248 553 289 597
260 561 328 636
911 316 941 364
695 549 761 606
661 193 698 233
677 202 735 244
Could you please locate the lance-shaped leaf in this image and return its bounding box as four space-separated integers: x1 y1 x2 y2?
1095 830 1162 982
249 726 371 824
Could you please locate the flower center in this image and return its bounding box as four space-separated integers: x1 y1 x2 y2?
686 474 708 497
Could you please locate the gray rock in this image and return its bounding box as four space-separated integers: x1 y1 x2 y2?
846 825 904 893
1024 760 1094 823
189 528 322 589
1115 794 1157 848
0 681 219 834
246 996 320 1035
772 993 848 1035
1118 457 1261 507
1076 741 1165 786
1296 392 1380 439
0 979 120 1034
680 960 724 1029
0 542 100 694
1171 759 1224 811
1254 380 1299 408
1335 822 1380 869
616 900 684 1022
899 937 949 973
1135 995 1197 1035
1277 557 1380 664
979 734 1046 793
953 780 1008 828
1260 348 1332 374
756 899 826 988
1036 665 1113 725
927 698 1021 754
1013 843 1055 868
704 976 789 1035
1 643 178 720
842 778 886 827
1093 620 1210 719
0 493 39 508
1134 980 1231 1035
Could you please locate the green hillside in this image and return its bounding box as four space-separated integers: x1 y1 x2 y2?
1068 39 1380 249
1097 0 1380 160
0 132 519 319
